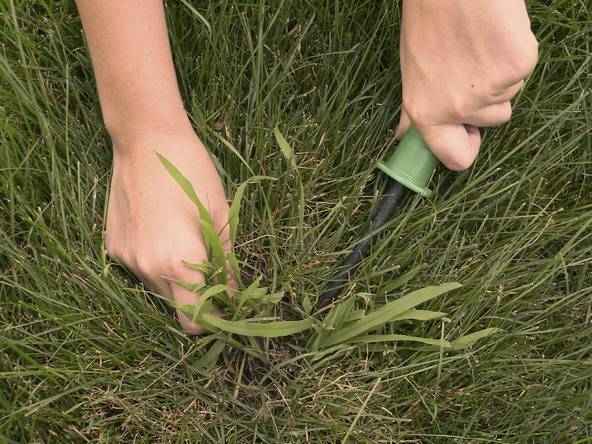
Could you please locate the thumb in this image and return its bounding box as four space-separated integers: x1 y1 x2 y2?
418 123 481 171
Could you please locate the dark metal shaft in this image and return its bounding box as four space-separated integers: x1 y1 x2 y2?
316 180 405 312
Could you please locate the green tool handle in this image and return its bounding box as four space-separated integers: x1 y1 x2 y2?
378 124 440 198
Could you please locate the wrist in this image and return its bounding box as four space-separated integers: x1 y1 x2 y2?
104 104 194 148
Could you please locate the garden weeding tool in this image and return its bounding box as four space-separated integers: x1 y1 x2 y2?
316 124 440 312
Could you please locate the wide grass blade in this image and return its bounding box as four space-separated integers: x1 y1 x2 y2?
156 151 213 226
228 175 276 244
319 283 462 348
274 126 298 170
199 313 314 337
449 327 502 350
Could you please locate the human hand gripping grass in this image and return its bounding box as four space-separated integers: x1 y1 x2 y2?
104 129 236 335
75 0 232 334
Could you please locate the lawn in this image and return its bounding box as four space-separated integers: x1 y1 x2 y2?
1 0 591 442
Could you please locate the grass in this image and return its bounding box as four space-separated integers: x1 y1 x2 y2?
1 0 591 442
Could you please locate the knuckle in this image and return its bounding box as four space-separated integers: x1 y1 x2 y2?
177 310 209 335
447 96 472 122
104 232 121 262
485 101 513 127
135 241 207 279
402 95 432 127
510 37 539 79
104 242 118 262
134 252 160 279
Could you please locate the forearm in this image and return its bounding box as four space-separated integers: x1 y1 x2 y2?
76 0 190 142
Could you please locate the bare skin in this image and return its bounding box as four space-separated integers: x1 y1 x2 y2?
75 0 230 334
75 0 537 334
398 0 538 171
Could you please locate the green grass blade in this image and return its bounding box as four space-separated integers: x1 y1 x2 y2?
182 260 213 275
274 126 298 170
156 152 213 226
319 283 461 348
390 309 449 322
228 176 275 244
194 338 226 368
449 327 503 350
347 334 452 348
179 0 212 36
167 283 235 320
199 219 228 283
199 313 314 337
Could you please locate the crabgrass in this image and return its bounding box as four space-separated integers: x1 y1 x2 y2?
1 0 591 442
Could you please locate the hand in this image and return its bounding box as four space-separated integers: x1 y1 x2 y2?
105 125 234 334
397 0 538 171
75 0 237 334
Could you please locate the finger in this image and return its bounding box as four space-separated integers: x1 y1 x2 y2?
419 123 481 171
490 79 524 103
492 69 529 93
464 81 523 126
465 101 513 128
396 107 411 140
132 266 210 335
166 266 225 335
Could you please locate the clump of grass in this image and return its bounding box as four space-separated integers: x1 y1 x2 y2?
156 131 502 372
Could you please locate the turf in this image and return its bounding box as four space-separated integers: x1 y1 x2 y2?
1 0 591 442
